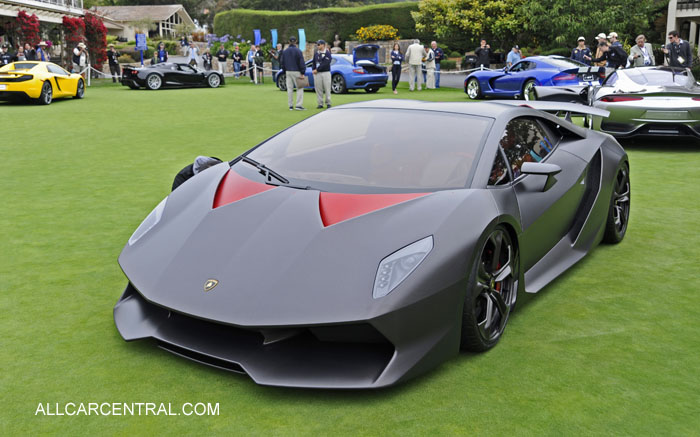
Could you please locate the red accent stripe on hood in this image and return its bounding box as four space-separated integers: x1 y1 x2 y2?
213 170 275 208
319 192 428 227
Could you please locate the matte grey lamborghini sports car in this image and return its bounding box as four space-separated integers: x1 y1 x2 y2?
114 100 630 389
534 66 700 138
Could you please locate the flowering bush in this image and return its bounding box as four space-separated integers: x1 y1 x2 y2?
84 12 107 69
16 11 41 46
354 25 398 42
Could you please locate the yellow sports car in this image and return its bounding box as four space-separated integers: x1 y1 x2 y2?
0 61 85 105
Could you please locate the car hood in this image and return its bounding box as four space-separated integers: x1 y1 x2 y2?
119 165 494 327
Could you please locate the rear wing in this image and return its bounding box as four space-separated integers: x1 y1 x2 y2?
493 100 610 120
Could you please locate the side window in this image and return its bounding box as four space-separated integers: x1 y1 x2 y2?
510 62 525 72
500 118 555 178
488 149 511 186
330 58 337 66
524 61 536 71
47 64 68 76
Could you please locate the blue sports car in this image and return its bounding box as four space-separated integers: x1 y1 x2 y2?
465 56 605 100
276 44 388 94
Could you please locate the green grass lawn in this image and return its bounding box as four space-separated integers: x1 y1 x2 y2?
2 79 700 435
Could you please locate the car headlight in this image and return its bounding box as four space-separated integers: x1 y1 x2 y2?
373 236 433 299
128 197 168 246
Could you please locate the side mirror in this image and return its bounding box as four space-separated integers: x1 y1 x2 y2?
521 162 561 191
503 67 508 72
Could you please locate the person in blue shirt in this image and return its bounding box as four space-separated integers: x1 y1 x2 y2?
390 42 404 94
430 41 444 88
506 45 522 68
571 37 591 65
156 42 168 64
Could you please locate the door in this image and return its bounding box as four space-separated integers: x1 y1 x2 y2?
180 64 205 84
304 60 315 88
499 117 588 270
492 61 533 94
46 64 73 97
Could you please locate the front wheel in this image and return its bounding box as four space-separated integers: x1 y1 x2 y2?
73 79 85 99
522 79 536 101
461 226 518 352
207 74 221 88
603 163 630 244
277 73 287 91
466 77 482 99
331 74 346 94
146 74 162 90
37 81 53 105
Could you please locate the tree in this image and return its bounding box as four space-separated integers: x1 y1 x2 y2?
411 0 525 49
517 0 664 48
132 17 157 34
84 12 108 69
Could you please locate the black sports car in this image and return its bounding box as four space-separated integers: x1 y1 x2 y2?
122 63 223 90
114 100 630 389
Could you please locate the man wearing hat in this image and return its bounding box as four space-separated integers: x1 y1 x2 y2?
593 33 608 67
571 37 591 65
0 44 13 66
36 41 50 62
106 44 121 83
312 40 332 109
279 36 306 110
73 42 88 77
506 45 521 68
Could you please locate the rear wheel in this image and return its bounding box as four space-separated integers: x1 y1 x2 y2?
365 86 379 93
37 81 53 105
603 163 630 244
522 79 536 100
146 74 162 90
461 226 518 352
73 79 85 99
331 74 346 94
277 73 287 91
466 77 482 99
207 74 221 88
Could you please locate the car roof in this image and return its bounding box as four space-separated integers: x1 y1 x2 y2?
333 99 523 118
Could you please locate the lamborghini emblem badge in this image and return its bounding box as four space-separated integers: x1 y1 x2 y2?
204 279 219 292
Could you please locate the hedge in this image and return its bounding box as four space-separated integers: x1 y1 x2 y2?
213 2 423 47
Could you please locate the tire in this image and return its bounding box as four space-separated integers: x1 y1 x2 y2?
37 81 52 105
603 162 630 244
127 83 140 90
277 73 287 91
331 74 346 94
73 79 85 99
522 79 536 101
466 77 482 99
461 226 519 352
365 86 379 93
146 74 162 90
207 74 221 88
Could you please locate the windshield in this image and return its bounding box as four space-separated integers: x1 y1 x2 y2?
623 68 693 86
242 108 491 193
542 57 586 69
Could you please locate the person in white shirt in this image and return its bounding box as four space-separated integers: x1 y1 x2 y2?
404 39 425 91
188 43 199 67
424 46 436 89
629 34 655 68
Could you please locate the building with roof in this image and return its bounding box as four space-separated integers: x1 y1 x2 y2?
90 5 194 41
0 0 83 47
667 0 700 57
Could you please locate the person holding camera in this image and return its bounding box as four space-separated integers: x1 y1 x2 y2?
72 42 88 77
475 39 491 69
106 44 121 83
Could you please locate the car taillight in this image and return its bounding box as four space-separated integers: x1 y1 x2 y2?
553 73 576 82
692 97 700 101
131 70 138 75
353 68 365 74
599 96 643 102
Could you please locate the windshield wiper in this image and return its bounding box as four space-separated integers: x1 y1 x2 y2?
240 156 290 184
